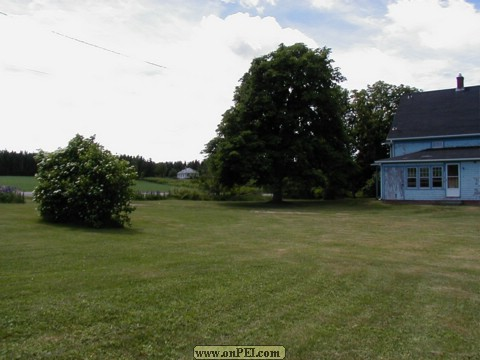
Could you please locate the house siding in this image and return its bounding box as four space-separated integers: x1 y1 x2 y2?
393 141 431 157
461 161 480 200
392 136 480 157
381 166 404 200
378 83 480 204
403 188 447 201
381 161 480 201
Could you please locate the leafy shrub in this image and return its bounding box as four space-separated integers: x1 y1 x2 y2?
142 177 172 185
205 184 264 201
34 135 137 228
312 187 324 199
170 187 207 200
226 185 264 201
363 176 378 198
0 186 25 203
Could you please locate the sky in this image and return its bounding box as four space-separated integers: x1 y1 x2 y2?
1 0 480 162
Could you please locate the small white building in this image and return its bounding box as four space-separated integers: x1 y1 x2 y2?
177 168 198 179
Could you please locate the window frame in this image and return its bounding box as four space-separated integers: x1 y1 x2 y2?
406 165 444 190
407 167 417 188
432 166 443 188
419 167 430 188
432 141 444 149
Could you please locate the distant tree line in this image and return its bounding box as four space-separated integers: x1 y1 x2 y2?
0 150 37 176
118 156 203 178
0 150 203 179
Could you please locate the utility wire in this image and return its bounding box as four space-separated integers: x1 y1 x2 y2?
1 10 166 69
52 31 167 69
145 61 167 69
52 31 128 58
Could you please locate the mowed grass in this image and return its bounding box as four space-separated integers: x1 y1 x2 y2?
1 199 479 359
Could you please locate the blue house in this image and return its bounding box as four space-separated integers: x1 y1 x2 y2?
375 74 480 203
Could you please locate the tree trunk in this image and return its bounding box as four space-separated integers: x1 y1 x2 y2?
271 181 284 203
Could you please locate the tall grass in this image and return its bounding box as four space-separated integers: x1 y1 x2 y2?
1 199 479 359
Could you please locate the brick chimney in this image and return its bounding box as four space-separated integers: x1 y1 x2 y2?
456 73 464 91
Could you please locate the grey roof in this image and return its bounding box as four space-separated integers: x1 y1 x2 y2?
387 85 480 140
178 168 197 174
375 146 480 164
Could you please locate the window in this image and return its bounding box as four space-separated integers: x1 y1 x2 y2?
447 164 459 188
406 166 444 189
432 167 443 188
407 168 417 188
420 167 430 188
432 141 444 149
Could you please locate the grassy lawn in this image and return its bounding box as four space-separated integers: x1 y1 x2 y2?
1 199 479 359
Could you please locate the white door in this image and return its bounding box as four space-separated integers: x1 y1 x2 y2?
446 164 460 197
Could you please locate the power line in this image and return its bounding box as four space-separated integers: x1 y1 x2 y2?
52 31 128 57
25 68 49 75
145 61 167 69
52 31 167 69
1 10 166 70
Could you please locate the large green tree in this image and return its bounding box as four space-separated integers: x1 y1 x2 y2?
34 135 137 228
204 43 351 202
346 81 418 196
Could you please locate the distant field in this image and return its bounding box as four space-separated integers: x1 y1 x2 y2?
0 176 188 193
134 179 172 192
0 176 37 191
1 199 479 359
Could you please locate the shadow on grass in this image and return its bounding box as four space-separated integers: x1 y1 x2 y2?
218 197 385 211
36 218 143 236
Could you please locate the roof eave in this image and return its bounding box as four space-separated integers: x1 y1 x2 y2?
375 157 480 164
387 133 480 141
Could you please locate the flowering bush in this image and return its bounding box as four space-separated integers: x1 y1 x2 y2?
34 135 137 228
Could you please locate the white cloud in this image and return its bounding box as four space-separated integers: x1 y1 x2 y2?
310 0 347 11
384 0 480 51
335 0 480 90
0 2 316 161
335 47 449 90
222 0 277 13
309 0 381 16
198 13 316 59
4 0 479 161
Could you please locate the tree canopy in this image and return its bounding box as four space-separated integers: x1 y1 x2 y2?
346 81 419 195
204 43 351 202
34 135 137 228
